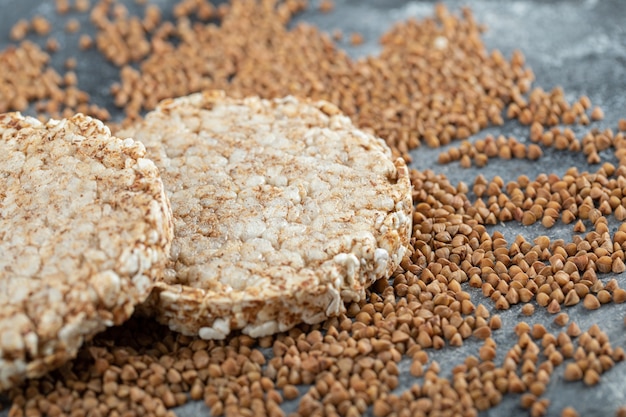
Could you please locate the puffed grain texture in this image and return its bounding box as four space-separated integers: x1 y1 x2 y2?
0 113 173 390
120 91 412 339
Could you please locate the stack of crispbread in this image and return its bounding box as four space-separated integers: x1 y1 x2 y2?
0 92 412 389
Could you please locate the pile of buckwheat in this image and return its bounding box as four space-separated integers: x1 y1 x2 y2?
2 1 626 417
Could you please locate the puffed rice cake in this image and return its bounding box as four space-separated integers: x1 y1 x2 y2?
0 113 173 390
120 91 412 339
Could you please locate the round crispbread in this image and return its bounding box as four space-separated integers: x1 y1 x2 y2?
120 91 412 340
0 113 173 390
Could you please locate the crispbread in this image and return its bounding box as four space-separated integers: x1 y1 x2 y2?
0 113 173 390
120 91 412 339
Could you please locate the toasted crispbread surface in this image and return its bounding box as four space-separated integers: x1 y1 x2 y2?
120 91 412 339
0 113 173 390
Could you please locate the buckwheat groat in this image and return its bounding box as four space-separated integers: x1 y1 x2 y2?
121 91 412 339
0 113 173 390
